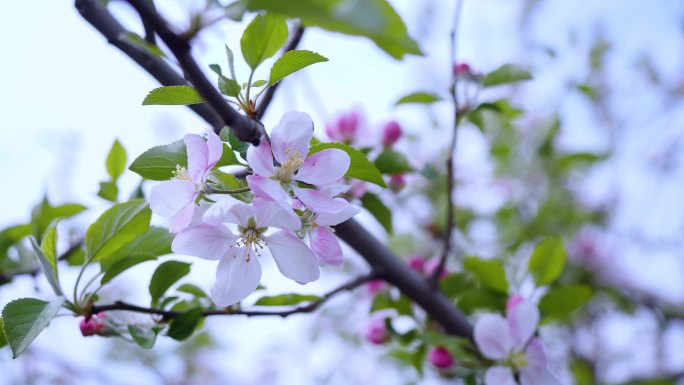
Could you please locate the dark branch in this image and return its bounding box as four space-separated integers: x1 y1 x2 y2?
91 273 376 319
255 25 306 120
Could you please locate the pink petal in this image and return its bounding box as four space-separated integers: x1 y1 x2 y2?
521 364 562 385
270 111 313 165
172 224 237 260
253 198 301 231
474 314 513 360
210 248 262 307
484 366 518 385
314 200 360 226
203 197 241 225
309 227 343 266
149 180 196 217
246 139 275 177
296 149 350 185
226 202 257 227
169 203 196 234
293 187 349 214
184 133 210 183
206 130 223 169
318 182 351 197
524 338 548 373
247 175 289 202
265 231 320 283
507 298 540 351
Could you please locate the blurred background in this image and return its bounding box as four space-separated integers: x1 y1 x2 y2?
2 0 684 384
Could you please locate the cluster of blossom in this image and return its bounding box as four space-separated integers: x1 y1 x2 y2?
149 111 359 307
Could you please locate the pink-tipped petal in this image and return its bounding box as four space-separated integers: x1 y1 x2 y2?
253 198 301 231
246 140 275 177
266 231 320 283
474 314 513 360
169 203 196 234
296 149 350 185
149 180 196 217
314 200 360 226
184 134 210 183
203 197 241 225
309 227 343 266
172 224 237 260
508 298 540 350
210 248 262 307
506 294 525 315
206 130 223 168
270 111 314 164
293 187 349 214
484 366 518 385
247 175 289 202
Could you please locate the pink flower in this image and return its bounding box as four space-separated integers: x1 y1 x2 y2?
246 112 354 217
364 317 389 345
79 312 106 337
454 63 472 77
408 255 426 274
381 120 402 147
366 279 386 295
389 174 406 193
424 257 449 280
326 110 361 143
474 296 561 385
149 131 222 233
428 347 455 369
306 203 359 266
172 198 320 307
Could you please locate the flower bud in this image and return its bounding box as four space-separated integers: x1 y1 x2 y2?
366 279 387 295
365 318 389 345
428 346 455 369
453 63 471 77
326 111 360 143
389 174 406 193
424 257 449 280
382 120 402 147
79 312 107 337
407 255 426 274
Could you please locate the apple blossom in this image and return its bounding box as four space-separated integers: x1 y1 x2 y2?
325 110 361 144
381 120 402 147
79 312 107 337
428 346 455 370
364 317 389 345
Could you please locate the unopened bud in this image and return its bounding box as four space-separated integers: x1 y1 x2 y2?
408 255 426 274
382 121 402 147
453 63 471 77
365 318 389 345
389 174 406 193
428 346 455 369
367 279 387 295
326 111 360 143
79 312 107 337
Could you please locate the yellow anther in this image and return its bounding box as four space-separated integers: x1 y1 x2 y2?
173 165 190 181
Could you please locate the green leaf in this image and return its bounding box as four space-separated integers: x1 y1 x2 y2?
97 181 118 202
128 324 158 349
221 127 249 160
216 143 241 168
225 45 238 81
0 224 31 259
360 193 392 234
225 0 248 21
457 288 506 314
176 284 208 298
149 261 191 306
370 292 394 313
101 254 156 284
100 226 173 271
218 76 242 97
0 318 7 348
122 32 165 58
528 236 566 286
308 142 386 187
27 227 62 296
374 149 413 175
167 308 203 341
31 198 86 241
142 86 205 105
439 273 475 299
2 296 65 358
268 50 328 85
539 285 593 323
85 200 151 263
246 0 422 59
106 139 127 181
251 79 268 87
482 64 532 87
254 294 320 306
129 139 187 180
240 14 288 70
463 257 509 294
395 91 442 105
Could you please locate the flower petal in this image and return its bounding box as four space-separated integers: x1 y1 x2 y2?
210 248 262 307
203 197 241 225
314 200 360 226
474 314 513 360
247 175 289 202
309 227 343 266
293 187 349 214
484 366 518 385
521 361 562 385
318 182 351 197
524 338 548 374
172 224 238 260
254 198 301 231
265 231 320 283
149 180 196 217
169 203 196 234
246 139 275 177
206 130 223 169
270 111 313 164
184 133 210 183
296 149 350 185
508 298 540 350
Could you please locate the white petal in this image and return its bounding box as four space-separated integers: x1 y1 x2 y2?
508 299 540 350
253 198 301 231
184 133 210 183
265 231 320 283
485 366 518 385
203 197 241 225
309 227 343 266
246 140 275 176
210 248 262 307
247 175 289 202
172 224 237 260
521 367 562 385
296 149 350 186
149 180 196 217
270 111 313 164
169 203 196 234
206 130 223 169
524 338 548 374
474 314 513 360
314 200 360 226
318 182 351 197
293 187 349 214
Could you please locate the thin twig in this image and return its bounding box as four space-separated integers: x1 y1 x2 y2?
431 0 465 284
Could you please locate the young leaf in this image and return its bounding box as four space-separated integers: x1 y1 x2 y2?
439 273 475 300
177 284 208 298
85 200 151 263
463 257 509 294
129 139 187 180
482 64 532 88
539 285 593 323
97 181 118 202
167 308 204 341
142 86 205 105
240 14 288 70
268 50 328 85
374 149 413 175
106 139 127 181
128 325 158 349
220 127 249 160
0 318 7 348
225 45 237 81
457 288 506 314
218 76 242 97
2 296 65 358
224 0 248 21
361 193 392 234
31 198 86 241
100 226 174 271
254 294 320 306
395 91 442 105
308 142 386 187
216 143 241 167
101 254 156 284
28 227 63 296
528 236 566 286
149 261 191 305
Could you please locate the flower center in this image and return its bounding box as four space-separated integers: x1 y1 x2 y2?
511 352 528 369
274 149 303 183
236 217 266 261
173 165 190 181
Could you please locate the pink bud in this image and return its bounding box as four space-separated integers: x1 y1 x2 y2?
382 120 402 147
367 279 387 295
424 258 449 280
453 63 471 77
79 312 107 337
365 318 389 345
428 346 455 369
506 294 525 315
389 174 406 193
326 111 360 143
408 256 426 274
